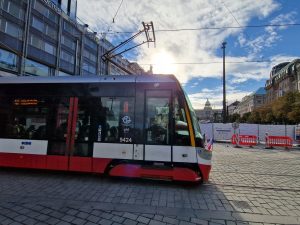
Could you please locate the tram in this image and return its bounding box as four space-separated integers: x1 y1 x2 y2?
0 75 212 182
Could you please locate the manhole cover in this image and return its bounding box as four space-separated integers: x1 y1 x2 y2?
231 200 251 209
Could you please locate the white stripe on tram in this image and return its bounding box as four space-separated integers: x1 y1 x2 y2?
144 145 171 162
93 143 133 159
172 146 197 163
0 138 48 155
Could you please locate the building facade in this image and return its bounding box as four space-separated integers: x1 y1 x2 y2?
195 99 222 123
265 59 300 104
0 0 144 77
227 100 240 116
236 87 266 116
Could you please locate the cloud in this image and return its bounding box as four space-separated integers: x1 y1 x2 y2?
76 0 297 109
77 0 281 82
238 11 297 56
188 86 251 109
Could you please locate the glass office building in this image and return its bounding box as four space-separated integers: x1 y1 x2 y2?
0 0 144 77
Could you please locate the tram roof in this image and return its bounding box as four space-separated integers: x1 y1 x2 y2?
0 74 178 84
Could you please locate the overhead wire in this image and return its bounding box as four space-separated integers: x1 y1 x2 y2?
104 0 125 38
220 1 263 55
101 23 300 35
112 0 124 24
137 60 276 66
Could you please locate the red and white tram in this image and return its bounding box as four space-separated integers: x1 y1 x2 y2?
0 75 211 182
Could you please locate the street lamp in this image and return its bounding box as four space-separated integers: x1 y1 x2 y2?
221 41 227 123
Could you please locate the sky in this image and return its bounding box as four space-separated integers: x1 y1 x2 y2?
77 0 300 109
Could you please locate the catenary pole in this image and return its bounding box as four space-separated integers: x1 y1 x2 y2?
222 42 227 123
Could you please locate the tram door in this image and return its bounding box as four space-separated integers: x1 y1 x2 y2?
47 97 73 170
69 97 94 172
47 97 93 172
144 90 172 162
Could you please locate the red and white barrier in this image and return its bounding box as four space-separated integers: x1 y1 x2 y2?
231 134 257 147
265 135 293 149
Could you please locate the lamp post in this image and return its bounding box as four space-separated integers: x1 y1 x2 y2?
221 41 227 123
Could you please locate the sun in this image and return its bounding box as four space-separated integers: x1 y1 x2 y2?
151 50 177 74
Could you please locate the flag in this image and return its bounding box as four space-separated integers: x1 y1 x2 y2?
205 138 213 151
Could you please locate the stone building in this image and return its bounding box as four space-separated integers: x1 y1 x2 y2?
236 88 266 116
265 59 300 104
0 0 144 77
195 99 222 122
227 100 240 115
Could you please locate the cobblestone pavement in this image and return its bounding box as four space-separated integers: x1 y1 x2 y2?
1 144 300 225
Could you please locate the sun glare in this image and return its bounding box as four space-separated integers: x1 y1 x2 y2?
151 51 177 74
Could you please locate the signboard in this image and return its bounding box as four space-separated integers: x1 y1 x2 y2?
232 122 239 129
213 123 233 140
42 0 62 14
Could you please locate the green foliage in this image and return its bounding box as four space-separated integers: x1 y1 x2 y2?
240 92 300 124
228 113 240 123
240 112 251 123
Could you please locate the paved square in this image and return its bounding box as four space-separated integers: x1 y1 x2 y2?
1 144 300 225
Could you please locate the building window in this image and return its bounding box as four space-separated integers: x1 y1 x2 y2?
32 16 57 40
61 35 76 50
60 50 75 64
0 48 17 71
24 58 51 76
0 0 25 20
58 70 72 76
44 42 56 55
69 0 77 19
29 34 56 55
33 0 58 23
83 49 96 62
63 21 74 34
84 37 97 49
82 61 96 74
32 16 44 32
61 0 68 14
46 25 57 39
30 33 42 48
2 19 23 40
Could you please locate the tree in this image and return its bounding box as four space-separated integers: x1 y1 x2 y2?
240 112 251 123
228 113 240 123
272 92 294 124
248 111 261 123
228 92 300 125
287 92 300 123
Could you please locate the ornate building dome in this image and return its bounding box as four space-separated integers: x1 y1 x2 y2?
204 99 212 110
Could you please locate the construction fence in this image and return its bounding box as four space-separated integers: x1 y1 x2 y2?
200 123 300 145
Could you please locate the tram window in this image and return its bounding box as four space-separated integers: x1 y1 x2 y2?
174 95 191 146
145 97 170 145
0 97 49 140
95 97 134 143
